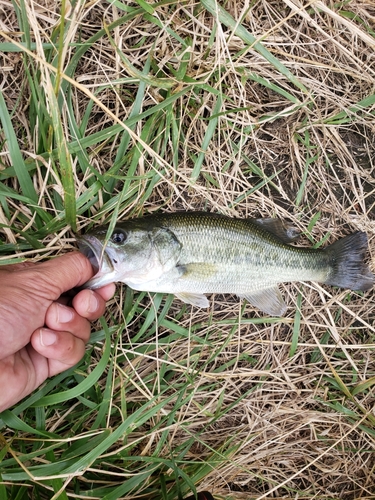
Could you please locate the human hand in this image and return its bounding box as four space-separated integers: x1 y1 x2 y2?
0 252 115 412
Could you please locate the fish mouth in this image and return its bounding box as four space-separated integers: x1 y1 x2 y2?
76 235 114 288
77 238 101 274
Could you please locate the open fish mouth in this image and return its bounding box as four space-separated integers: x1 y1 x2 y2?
76 235 116 290
77 238 101 275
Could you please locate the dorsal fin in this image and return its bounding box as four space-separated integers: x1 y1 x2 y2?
250 218 300 244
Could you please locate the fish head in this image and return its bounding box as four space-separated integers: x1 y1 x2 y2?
77 222 182 289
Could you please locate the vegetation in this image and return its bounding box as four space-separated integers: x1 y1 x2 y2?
0 0 375 498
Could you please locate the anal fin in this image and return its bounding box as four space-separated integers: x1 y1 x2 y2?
175 292 210 308
238 286 287 316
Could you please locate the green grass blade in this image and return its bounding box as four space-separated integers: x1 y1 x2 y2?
0 42 55 52
47 85 77 231
0 411 55 438
324 92 375 124
237 67 301 104
0 92 38 204
192 94 223 181
351 376 375 397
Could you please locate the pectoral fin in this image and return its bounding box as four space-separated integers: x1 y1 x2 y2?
175 292 210 308
238 286 287 316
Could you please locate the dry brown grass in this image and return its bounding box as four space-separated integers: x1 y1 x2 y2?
1 0 375 499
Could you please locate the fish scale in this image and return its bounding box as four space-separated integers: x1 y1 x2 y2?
154 214 327 288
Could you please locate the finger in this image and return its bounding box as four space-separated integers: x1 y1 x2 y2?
0 261 35 272
95 283 116 302
31 328 86 378
71 289 108 321
45 303 91 342
56 283 116 307
30 252 95 297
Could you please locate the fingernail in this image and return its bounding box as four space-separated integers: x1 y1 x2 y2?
57 303 74 323
87 291 99 314
40 328 57 347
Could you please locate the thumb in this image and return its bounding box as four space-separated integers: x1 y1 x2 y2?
32 252 94 296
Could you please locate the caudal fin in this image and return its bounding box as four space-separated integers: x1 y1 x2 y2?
324 231 374 291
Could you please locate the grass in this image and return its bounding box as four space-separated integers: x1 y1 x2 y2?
1 0 375 498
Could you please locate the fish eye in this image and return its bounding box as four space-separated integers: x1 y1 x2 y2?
111 229 127 244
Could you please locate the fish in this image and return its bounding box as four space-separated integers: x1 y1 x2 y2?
77 212 373 316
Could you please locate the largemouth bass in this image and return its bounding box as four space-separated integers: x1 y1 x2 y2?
77 212 373 316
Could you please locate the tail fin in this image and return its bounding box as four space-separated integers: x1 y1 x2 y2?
324 231 373 291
